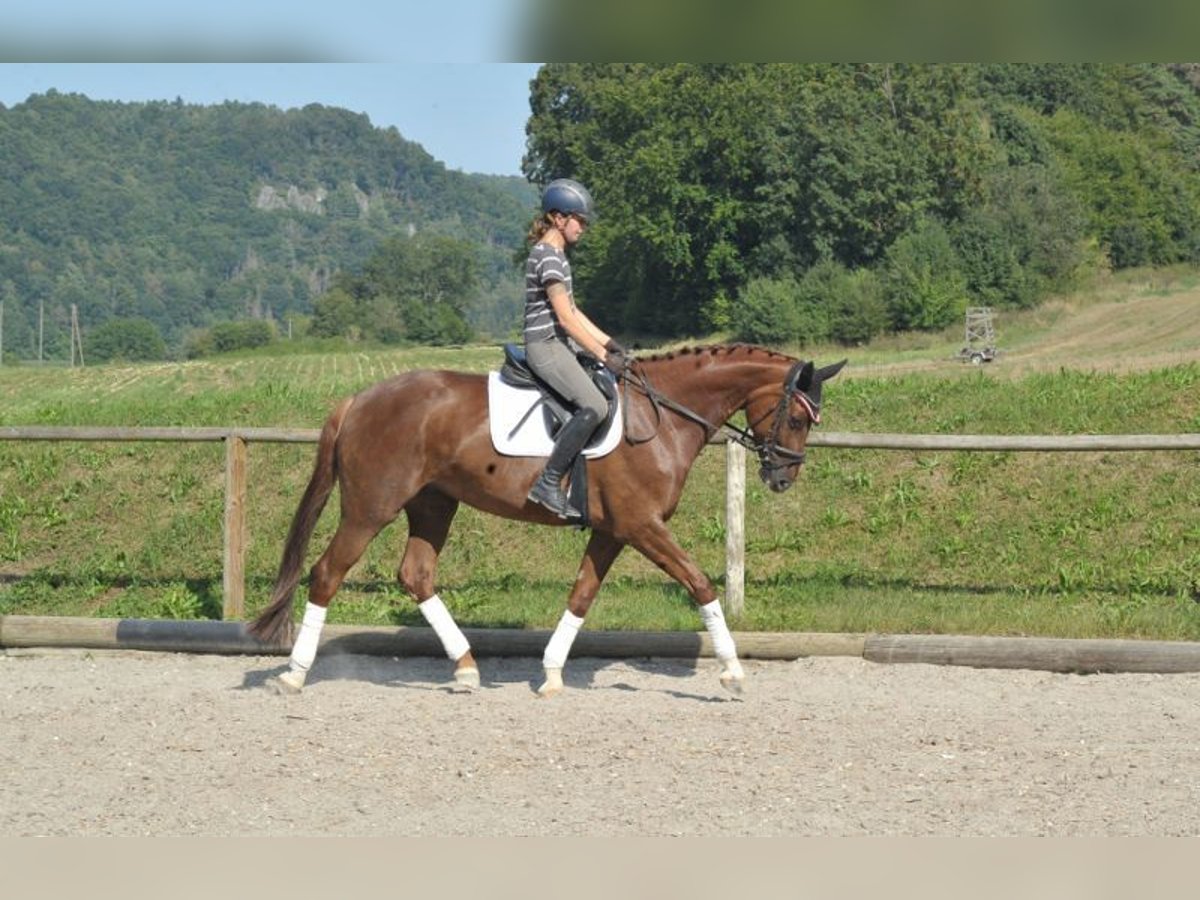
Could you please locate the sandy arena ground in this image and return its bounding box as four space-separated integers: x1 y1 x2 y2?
2 648 1198 837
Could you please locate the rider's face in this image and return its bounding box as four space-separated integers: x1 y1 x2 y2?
558 213 588 245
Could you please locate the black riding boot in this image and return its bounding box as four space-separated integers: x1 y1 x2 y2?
527 408 600 519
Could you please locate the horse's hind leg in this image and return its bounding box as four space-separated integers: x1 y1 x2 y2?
272 518 383 694
399 490 478 689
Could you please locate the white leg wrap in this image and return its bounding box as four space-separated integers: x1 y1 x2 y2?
290 602 327 674
543 610 585 670
418 594 471 661
699 600 738 661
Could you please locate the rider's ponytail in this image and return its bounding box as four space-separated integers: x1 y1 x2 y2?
526 213 555 245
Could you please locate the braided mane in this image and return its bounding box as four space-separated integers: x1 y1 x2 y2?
634 343 796 365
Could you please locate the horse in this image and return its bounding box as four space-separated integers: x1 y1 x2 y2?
247 343 846 697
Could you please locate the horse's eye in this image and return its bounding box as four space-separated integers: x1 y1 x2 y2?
788 416 808 430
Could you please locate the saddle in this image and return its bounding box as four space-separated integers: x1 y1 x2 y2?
498 344 620 440
490 343 622 527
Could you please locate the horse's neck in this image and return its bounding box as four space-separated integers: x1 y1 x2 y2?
648 355 780 427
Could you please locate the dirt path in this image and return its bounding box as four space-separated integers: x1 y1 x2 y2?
3 648 1197 836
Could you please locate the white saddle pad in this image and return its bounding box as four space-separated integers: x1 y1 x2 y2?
487 371 623 458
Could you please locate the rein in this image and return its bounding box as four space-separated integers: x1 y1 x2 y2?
618 359 813 473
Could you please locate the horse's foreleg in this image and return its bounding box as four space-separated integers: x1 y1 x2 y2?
628 522 745 695
400 491 478 689
538 530 624 698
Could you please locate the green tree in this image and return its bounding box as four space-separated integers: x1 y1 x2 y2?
731 276 804 345
525 64 992 336
210 320 275 352
186 319 275 357
311 287 361 340
527 64 776 335
85 317 166 362
819 264 888 346
883 219 968 332
318 232 479 345
1044 109 1200 268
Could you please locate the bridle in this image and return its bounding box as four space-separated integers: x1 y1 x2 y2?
754 360 821 476
618 359 819 478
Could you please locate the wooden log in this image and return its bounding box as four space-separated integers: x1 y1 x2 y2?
6 615 1200 674
724 441 746 617
0 615 121 648
0 615 862 661
746 631 867 658
865 633 1200 674
0 616 262 655
223 435 248 619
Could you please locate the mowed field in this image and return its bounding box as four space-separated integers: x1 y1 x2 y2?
2 268 1199 640
834 270 1200 381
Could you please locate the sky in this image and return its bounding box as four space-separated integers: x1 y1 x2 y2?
0 63 542 177
0 2 541 177
0 1 530 61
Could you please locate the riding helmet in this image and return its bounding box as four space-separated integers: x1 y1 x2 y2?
542 178 595 223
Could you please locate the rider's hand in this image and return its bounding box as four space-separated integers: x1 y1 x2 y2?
603 338 628 375
603 348 626 375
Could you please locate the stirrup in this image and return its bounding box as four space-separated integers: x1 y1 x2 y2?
528 476 580 520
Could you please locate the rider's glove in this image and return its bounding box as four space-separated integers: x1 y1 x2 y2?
603 339 627 375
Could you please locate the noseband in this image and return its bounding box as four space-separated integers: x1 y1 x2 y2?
621 359 819 477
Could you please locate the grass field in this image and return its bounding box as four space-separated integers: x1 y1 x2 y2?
2 267 1199 639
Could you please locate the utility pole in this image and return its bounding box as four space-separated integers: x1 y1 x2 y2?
70 304 85 367
38 299 44 363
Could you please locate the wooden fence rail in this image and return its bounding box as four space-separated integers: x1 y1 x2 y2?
1 426 318 619
2 425 1199 619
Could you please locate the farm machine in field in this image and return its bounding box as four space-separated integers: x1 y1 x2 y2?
957 306 999 365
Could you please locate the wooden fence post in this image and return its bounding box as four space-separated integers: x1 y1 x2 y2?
223 434 248 620
725 441 746 617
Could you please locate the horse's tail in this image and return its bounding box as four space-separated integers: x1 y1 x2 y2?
247 396 355 647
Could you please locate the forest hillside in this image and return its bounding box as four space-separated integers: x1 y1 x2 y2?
3 65 1200 360
0 90 537 356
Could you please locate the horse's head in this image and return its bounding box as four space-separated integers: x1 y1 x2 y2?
746 358 847 493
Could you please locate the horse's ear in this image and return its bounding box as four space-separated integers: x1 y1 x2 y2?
794 361 816 393
816 359 848 382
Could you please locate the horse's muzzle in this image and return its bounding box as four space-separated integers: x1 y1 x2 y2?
761 463 800 493
758 443 805 493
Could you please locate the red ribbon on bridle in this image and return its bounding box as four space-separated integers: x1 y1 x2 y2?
793 388 821 425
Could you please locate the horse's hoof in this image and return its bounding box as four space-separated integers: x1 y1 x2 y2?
266 670 305 695
719 659 745 696
536 668 564 698
453 665 481 691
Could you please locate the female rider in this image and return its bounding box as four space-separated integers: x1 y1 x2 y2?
523 178 626 519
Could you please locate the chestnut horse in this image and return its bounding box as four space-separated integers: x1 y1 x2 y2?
248 344 845 697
